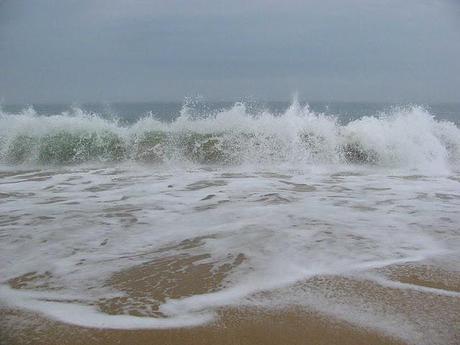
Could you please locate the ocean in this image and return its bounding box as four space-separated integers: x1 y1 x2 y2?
1 100 459 344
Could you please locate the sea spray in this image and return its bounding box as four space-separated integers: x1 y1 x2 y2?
1 101 459 172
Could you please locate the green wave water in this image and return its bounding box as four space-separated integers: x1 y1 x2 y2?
1 102 459 171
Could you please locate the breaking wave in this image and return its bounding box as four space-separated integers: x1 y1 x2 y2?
1 101 459 172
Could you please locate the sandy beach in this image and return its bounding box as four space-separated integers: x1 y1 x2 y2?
1 105 460 345
2 0 460 343
2 257 459 345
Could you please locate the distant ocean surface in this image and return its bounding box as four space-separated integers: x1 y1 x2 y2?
1 100 460 344
2 101 460 124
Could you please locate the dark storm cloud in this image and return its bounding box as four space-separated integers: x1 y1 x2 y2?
0 0 459 103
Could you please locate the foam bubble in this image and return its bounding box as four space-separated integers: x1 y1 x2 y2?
0 102 458 172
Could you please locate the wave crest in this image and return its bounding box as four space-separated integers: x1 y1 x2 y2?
1 102 459 172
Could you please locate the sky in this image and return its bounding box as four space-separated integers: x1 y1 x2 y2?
0 0 459 103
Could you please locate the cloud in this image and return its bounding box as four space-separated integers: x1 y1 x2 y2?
0 0 459 103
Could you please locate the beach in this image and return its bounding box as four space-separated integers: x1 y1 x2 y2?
1 103 459 344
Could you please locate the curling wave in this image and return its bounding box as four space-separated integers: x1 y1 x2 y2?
1 101 459 171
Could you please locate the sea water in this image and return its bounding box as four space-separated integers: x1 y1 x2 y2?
0 100 459 343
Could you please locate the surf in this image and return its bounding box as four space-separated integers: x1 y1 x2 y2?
1 101 459 173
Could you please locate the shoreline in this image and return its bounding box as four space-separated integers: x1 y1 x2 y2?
2 261 459 345
0 306 406 345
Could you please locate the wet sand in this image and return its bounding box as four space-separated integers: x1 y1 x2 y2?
1 259 459 345
1 307 407 345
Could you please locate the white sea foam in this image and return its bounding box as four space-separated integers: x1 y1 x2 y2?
0 102 459 343
1 101 459 173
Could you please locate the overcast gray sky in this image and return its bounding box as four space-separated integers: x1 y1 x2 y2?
0 0 459 103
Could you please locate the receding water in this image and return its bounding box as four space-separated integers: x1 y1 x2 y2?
0 100 459 344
